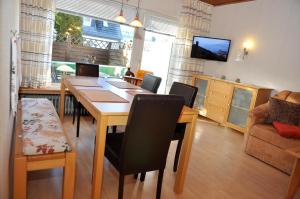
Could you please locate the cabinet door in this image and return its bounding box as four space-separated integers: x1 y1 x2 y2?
206 80 233 123
194 78 209 115
227 87 254 129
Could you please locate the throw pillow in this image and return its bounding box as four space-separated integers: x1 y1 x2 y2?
273 121 300 138
268 97 300 126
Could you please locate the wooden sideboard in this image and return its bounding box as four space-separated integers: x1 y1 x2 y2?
192 74 273 133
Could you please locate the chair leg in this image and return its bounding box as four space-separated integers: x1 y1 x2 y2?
112 126 117 133
76 102 81 137
72 97 76 124
156 169 164 199
173 139 183 172
118 174 125 199
140 172 146 182
92 118 95 124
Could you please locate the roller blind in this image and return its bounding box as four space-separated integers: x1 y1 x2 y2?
144 14 178 36
56 0 136 23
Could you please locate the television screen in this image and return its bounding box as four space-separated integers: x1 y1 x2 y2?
191 36 231 62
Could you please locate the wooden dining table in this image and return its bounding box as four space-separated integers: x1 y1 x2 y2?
59 76 198 199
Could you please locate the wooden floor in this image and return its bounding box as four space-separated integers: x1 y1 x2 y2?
27 116 300 199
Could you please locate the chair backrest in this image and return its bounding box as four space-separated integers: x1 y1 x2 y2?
119 94 184 174
140 74 162 93
169 82 198 108
75 63 99 77
135 69 153 79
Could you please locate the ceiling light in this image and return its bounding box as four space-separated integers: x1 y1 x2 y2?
115 0 126 23
129 0 143 28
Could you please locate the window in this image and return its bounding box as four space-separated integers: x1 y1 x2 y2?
52 12 134 82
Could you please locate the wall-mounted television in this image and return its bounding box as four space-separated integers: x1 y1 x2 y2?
191 36 231 62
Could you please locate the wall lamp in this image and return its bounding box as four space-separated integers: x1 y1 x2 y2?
242 40 254 58
235 39 254 61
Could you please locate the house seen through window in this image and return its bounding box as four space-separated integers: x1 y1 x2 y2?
51 12 134 82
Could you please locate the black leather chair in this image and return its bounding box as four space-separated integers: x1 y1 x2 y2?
73 63 99 137
140 74 162 93
104 94 184 199
169 82 198 171
112 74 162 134
137 82 198 182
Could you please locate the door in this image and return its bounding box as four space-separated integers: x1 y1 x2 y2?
140 31 175 94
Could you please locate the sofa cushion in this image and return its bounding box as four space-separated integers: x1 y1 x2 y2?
245 135 295 174
273 90 291 100
286 92 300 104
249 124 300 149
21 98 71 155
268 97 300 126
273 121 300 138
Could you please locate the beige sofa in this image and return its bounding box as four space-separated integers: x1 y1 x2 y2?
245 90 300 174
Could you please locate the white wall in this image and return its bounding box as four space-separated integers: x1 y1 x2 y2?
203 0 300 92
0 0 19 198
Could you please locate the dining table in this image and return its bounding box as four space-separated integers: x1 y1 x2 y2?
59 76 198 199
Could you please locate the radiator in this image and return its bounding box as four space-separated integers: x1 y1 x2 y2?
20 94 88 115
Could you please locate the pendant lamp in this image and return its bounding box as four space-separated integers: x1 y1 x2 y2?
129 0 143 28
115 0 126 23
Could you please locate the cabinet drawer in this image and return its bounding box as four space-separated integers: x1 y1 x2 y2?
209 80 232 94
207 90 230 105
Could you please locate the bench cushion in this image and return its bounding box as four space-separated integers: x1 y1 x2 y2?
21 98 71 155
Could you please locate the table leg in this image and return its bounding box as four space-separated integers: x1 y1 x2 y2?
60 79 66 122
174 114 197 193
91 115 108 199
286 158 300 199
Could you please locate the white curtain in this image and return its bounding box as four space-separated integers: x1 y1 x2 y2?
20 0 55 88
166 0 213 90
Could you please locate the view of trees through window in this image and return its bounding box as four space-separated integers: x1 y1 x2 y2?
51 12 134 82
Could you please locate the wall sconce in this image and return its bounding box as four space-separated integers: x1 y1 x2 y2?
235 39 254 61
242 40 254 58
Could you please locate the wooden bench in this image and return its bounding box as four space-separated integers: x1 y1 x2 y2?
13 98 76 199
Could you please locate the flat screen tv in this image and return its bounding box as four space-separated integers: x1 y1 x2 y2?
191 36 231 62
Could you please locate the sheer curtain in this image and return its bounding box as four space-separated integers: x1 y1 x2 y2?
166 0 213 90
20 0 55 88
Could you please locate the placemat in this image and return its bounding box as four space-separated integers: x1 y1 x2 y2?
74 86 103 90
80 90 129 103
106 80 140 89
126 90 153 96
68 79 99 87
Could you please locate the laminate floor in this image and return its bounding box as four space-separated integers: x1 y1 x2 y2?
27 116 300 199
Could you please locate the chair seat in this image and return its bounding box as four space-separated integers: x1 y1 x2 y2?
21 98 71 155
105 133 124 169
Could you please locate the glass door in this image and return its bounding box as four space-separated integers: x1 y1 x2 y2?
194 78 208 115
140 31 175 94
227 87 253 128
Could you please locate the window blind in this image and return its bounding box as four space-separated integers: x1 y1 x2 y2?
143 14 178 36
56 0 136 23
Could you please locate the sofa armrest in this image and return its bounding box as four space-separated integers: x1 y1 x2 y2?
249 102 270 127
243 103 270 151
